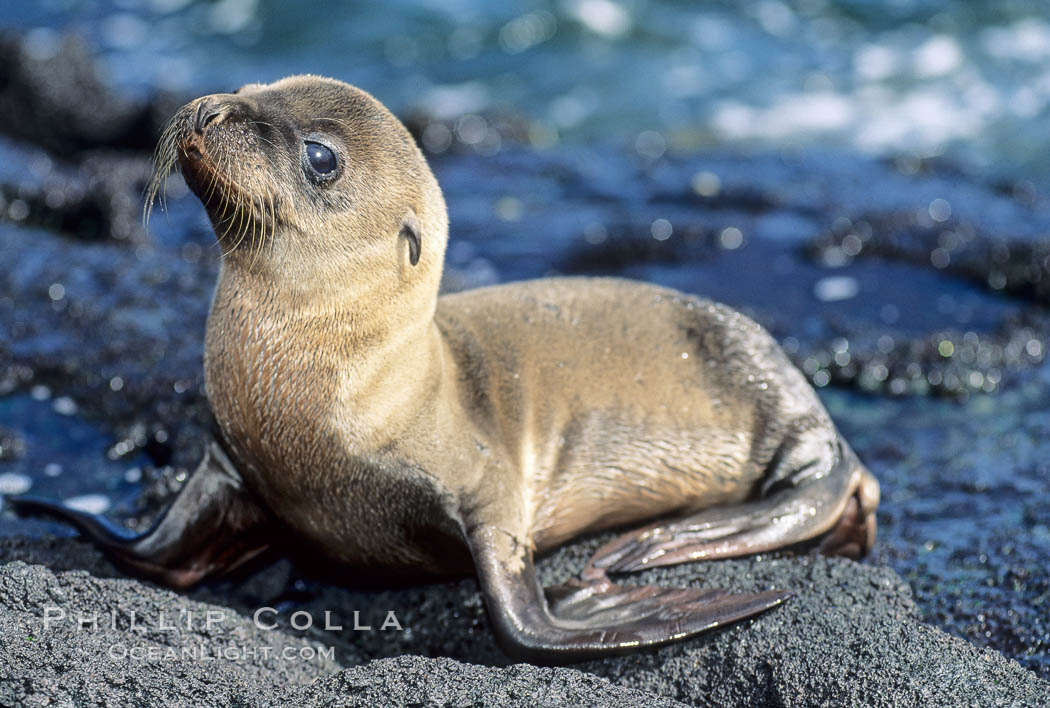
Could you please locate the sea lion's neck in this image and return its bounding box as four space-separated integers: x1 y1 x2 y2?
212 257 438 347
205 259 450 462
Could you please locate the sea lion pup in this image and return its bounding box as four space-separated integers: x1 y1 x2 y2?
12 75 879 662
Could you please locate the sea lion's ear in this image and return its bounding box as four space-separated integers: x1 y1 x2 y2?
400 210 421 266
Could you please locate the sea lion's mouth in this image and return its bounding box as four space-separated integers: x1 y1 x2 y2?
182 143 202 162
179 144 275 233
177 134 231 204
146 105 280 257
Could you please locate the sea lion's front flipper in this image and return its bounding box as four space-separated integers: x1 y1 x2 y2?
469 525 789 662
8 440 273 589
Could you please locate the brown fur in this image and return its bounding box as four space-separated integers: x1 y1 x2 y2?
152 75 874 580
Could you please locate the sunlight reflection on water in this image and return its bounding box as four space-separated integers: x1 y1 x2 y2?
5 0 1050 180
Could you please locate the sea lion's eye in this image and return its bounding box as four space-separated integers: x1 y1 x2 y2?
304 141 337 176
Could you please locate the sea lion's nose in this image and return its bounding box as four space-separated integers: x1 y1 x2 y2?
193 98 226 135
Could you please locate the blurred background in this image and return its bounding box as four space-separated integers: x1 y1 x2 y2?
8 0 1050 178
0 0 1048 679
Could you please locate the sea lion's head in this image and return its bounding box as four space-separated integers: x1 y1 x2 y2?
148 75 447 302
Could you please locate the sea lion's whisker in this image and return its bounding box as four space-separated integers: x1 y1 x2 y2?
216 186 241 254
215 151 236 221
143 114 187 230
313 116 354 129
203 166 222 209
214 151 242 251
225 190 252 257
267 196 276 259
218 191 243 257
247 189 262 269
254 134 279 151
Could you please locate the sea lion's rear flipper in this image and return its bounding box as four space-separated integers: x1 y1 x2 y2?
8 440 273 589
586 443 880 576
470 525 788 662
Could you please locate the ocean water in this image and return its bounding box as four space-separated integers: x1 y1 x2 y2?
6 0 1050 182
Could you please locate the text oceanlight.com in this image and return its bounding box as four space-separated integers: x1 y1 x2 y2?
107 643 336 662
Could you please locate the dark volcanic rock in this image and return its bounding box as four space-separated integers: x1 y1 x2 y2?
831 377 1050 680
0 536 1046 706
0 30 176 155
0 30 186 245
0 145 155 243
294 656 687 707
807 205 1050 305
0 426 25 462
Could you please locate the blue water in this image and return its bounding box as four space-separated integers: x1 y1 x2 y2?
7 0 1050 182
0 394 145 522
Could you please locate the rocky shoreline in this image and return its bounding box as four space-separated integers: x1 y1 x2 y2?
2 535 1047 706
